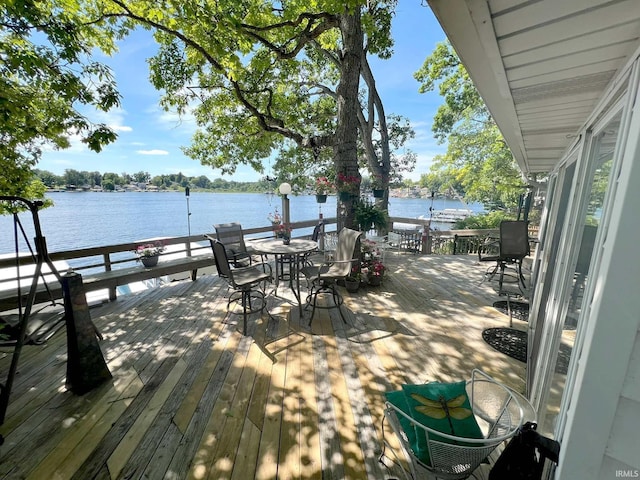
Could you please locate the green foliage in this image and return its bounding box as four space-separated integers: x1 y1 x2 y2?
362 113 416 185
354 198 388 232
415 41 527 212
0 0 121 197
452 211 512 230
30 167 283 194
414 41 487 143
86 0 405 228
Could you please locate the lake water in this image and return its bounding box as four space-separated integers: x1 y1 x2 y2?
0 192 482 255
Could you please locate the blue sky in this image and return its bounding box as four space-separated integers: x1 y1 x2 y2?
38 3 447 182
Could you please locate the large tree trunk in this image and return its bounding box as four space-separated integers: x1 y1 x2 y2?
360 56 391 223
334 8 363 231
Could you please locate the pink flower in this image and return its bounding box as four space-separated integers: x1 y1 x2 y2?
336 172 360 193
135 241 165 258
315 177 334 194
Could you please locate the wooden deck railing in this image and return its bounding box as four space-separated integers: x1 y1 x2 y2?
430 226 539 255
0 218 337 311
1 215 527 312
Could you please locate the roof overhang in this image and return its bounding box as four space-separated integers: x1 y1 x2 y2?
427 0 640 177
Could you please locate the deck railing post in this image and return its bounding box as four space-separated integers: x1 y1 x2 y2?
422 226 432 254
62 271 112 394
103 253 116 301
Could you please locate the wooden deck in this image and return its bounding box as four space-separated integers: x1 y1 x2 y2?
0 254 530 480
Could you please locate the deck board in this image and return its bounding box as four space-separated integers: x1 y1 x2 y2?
0 254 531 479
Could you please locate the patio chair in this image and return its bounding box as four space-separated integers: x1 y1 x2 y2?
381 369 525 480
207 236 273 336
300 227 362 326
301 220 325 267
213 222 253 267
323 231 338 261
387 229 421 255
478 220 530 291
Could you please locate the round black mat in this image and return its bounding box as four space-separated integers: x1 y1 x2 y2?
493 300 529 321
482 327 571 375
483 327 528 362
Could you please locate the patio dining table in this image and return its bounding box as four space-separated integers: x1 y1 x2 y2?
247 238 318 315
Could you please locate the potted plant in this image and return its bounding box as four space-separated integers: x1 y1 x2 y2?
314 176 333 203
336 172 359 201
371 173 385 198
135 241 165 267
354 199 388 233
345 266 361 293
268 209 282 237
367 260 386 286
273 223 292 244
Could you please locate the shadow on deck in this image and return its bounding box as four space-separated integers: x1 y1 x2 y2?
0 254 530 479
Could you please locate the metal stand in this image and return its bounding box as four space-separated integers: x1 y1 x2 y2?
0 196 63 443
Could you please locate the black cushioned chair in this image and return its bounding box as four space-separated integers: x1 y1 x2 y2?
213 222 253 267
479 220 530 291
301 220 325 267
206 236 272 336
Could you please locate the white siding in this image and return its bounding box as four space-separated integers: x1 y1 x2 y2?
601 329 640 477
620 330 640 402
599 455 638 479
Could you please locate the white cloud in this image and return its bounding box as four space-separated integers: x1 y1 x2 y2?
137 149 169 155
111 125 133 132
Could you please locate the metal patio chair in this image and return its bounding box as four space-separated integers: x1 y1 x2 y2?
300 220 325 267
300 227 362 326
381 369 525 480
478 220 530 292
207 236 272 336
213 222 253 267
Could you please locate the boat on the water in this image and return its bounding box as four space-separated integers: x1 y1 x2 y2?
431 208 474 223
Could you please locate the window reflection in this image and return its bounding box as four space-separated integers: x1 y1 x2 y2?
542 112 620 435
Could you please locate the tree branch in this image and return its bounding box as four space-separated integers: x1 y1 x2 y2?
102 0 334 149
240 13 339 60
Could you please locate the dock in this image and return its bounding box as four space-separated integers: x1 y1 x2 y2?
0 253 532 479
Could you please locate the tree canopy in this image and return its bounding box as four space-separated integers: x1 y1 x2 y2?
0 0 121 206
3 1 414 227
414 41 527 212
87 0 407 227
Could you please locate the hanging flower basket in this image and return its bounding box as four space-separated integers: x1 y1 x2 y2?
314 177 334 199
338 191 352 202
336 172 359 201
373 189 384 198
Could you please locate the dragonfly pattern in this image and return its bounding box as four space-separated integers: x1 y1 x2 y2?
410 393 472 436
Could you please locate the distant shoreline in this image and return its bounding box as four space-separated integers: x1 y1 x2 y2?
45 187 461 201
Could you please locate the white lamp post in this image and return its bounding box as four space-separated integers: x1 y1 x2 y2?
279 182 292 226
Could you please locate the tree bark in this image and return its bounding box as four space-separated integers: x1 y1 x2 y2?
360 56 391 223
334 8 363 231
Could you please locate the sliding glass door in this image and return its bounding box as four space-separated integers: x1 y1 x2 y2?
529 108 623 436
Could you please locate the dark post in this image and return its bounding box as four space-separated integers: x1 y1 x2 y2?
62 272 112 394
185 186 192 256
